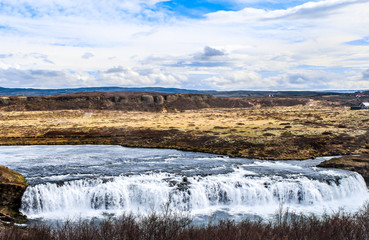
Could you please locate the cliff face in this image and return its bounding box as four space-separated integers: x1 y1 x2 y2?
0 166 28 223
0 92 253 111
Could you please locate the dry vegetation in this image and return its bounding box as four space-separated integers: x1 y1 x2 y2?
0 106 368 137
1 205 369 240
1 106 369 160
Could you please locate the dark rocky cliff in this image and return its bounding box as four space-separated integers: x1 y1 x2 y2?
0 92 253 111
0 166 28 224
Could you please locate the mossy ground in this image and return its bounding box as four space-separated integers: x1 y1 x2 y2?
0 166 28 187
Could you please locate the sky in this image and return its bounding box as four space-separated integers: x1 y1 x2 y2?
0 0 369 90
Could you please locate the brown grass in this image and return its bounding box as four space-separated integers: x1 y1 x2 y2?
1 106 368 138
0 106 369 160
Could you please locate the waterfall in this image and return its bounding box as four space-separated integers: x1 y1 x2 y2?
21 170 369 220
1 145 366 221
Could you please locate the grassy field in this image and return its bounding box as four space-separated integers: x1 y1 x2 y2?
1 106 368 138
1 106 369 157
0 105 369 162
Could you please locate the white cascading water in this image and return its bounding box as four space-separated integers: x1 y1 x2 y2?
1 145 368 222
21 168 369 220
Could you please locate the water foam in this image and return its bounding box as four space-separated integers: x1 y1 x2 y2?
21 169 369 220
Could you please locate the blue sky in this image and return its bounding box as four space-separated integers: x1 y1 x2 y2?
158 0 322 17
0 0 369 90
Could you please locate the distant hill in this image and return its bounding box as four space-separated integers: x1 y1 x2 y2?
0 87 205 97
0 86 364 97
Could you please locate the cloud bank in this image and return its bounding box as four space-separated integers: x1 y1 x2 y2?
0 0 369 90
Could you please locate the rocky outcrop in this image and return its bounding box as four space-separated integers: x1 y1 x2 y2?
141 95 154 104
0 91 254 111
318 155 369 186
0 166 28 224
0 90 332 112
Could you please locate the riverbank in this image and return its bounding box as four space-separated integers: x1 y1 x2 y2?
318 155 369 185
1 106 369 158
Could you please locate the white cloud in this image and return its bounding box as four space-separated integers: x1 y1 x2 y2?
0 68 82 88
82 52 94 59
206 0 369 22
362 69 369 80
0 0 169 19
204 70 263 90
194 46 226 60
98 66 186 87
0 66 186 89
1 0 369 90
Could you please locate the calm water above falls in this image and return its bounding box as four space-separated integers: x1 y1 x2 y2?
0 145 368 223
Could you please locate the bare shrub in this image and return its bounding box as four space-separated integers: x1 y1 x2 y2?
1 203 368 240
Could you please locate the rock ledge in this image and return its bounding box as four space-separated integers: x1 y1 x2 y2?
318 155 369 186
0 166 28 224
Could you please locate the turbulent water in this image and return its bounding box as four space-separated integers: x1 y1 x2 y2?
0 145 368 223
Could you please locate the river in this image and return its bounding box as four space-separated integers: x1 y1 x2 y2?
0 145 368 224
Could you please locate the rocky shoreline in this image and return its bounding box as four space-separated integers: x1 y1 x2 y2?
0 166 28 227
318 155 369 186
